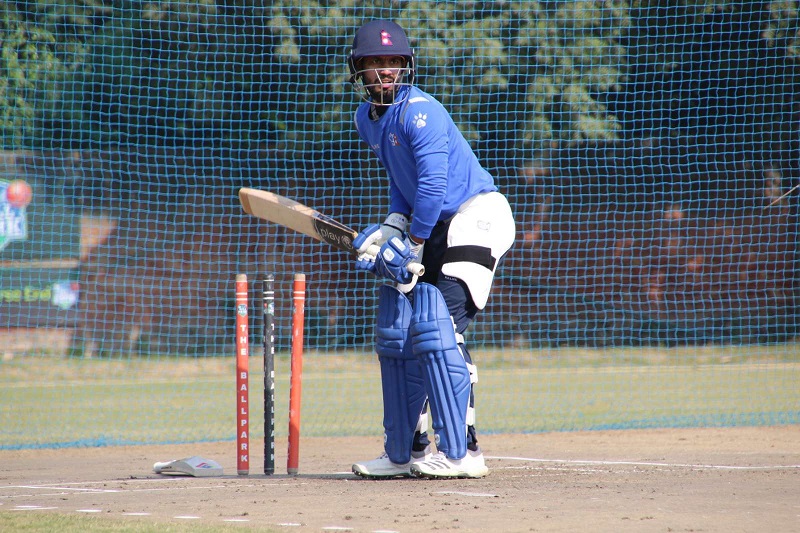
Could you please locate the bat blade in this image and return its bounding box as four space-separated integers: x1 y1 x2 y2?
238 187 425 276
239 187 359 253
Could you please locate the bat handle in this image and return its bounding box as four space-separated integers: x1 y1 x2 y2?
408 262 426 276
365 244 426 277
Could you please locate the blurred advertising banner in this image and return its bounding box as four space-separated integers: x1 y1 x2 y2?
0 154 81 328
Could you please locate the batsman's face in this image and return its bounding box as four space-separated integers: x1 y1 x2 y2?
358 55 407 105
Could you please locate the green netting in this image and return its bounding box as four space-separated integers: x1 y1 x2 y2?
1 1 798 449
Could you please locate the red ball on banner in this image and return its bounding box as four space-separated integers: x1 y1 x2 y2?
6 180 33 208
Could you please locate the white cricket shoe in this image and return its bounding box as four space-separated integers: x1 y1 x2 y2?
352 447 432 479
409 448 489 479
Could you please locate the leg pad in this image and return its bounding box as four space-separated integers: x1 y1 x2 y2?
410 283 471 459
376 285 428 464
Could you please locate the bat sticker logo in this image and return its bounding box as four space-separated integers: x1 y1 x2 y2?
313 216 355 250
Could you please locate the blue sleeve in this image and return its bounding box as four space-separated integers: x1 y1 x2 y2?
389 179 412 216
404 104 450 239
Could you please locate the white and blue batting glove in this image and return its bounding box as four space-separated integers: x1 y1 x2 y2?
373 236 419 285
354 213 409 256
396 237 424 293
353 223 380 274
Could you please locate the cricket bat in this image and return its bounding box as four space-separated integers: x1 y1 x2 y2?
239 188 424 276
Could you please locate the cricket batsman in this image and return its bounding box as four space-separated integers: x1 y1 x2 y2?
347 20 516 479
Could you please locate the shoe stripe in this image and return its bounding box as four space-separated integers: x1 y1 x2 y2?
426 459 451 470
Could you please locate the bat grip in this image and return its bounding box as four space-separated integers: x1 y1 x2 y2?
408 262 426 276
365 244 426 277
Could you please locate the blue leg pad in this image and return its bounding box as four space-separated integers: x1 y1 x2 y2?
409 283 471 459
376 285 428 464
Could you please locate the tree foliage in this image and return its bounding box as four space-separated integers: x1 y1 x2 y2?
0 0 796 165
0 1 96 147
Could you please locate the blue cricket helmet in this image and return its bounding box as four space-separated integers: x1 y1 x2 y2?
348 20 416 85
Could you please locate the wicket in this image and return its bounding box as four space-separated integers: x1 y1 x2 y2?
262 275 275 475
287 273 306 475
235 274 250 476
235 272 305 476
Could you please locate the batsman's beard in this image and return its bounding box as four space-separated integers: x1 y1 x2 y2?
354 68 413 105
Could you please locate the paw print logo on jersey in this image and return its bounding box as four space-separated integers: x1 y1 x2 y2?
413 113 427 128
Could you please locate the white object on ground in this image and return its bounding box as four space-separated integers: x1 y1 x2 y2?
153 456 223 477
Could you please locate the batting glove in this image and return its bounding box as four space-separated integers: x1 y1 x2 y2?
396 238 424 293
354 213 409 255
373 236 419 285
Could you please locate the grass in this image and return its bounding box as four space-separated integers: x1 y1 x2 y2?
1 344 799 449
0 512 278 532
1 344 799 532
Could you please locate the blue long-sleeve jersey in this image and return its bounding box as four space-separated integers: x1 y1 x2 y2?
354 86 497 239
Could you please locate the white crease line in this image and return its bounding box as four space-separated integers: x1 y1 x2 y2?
2 492 103 499
76 509 102 513
434 490 497 497
0 479 294 491
119 484 229 493
14 505 50 509
12 505 58 510
488 456 800 470
0 478 215 488
0 483 246 496
0 480 142 488
7 485 119 493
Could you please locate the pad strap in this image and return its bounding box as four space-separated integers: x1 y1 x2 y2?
443 245 496 270
410 283 472 459
376 285 428 464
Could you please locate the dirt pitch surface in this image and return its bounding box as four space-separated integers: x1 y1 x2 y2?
1 427 798 532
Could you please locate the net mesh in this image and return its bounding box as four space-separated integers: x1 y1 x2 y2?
1 1 798 449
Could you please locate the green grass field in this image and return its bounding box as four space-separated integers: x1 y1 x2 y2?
2 344 799 449
0 512 279 533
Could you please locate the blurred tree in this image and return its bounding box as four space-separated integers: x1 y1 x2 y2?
273 0 631 170
0 0 101 148
0 0 795 166
615 1 798 166
80 0 280 147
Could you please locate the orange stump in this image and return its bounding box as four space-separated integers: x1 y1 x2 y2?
287 273 306 475
235 274 250 476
